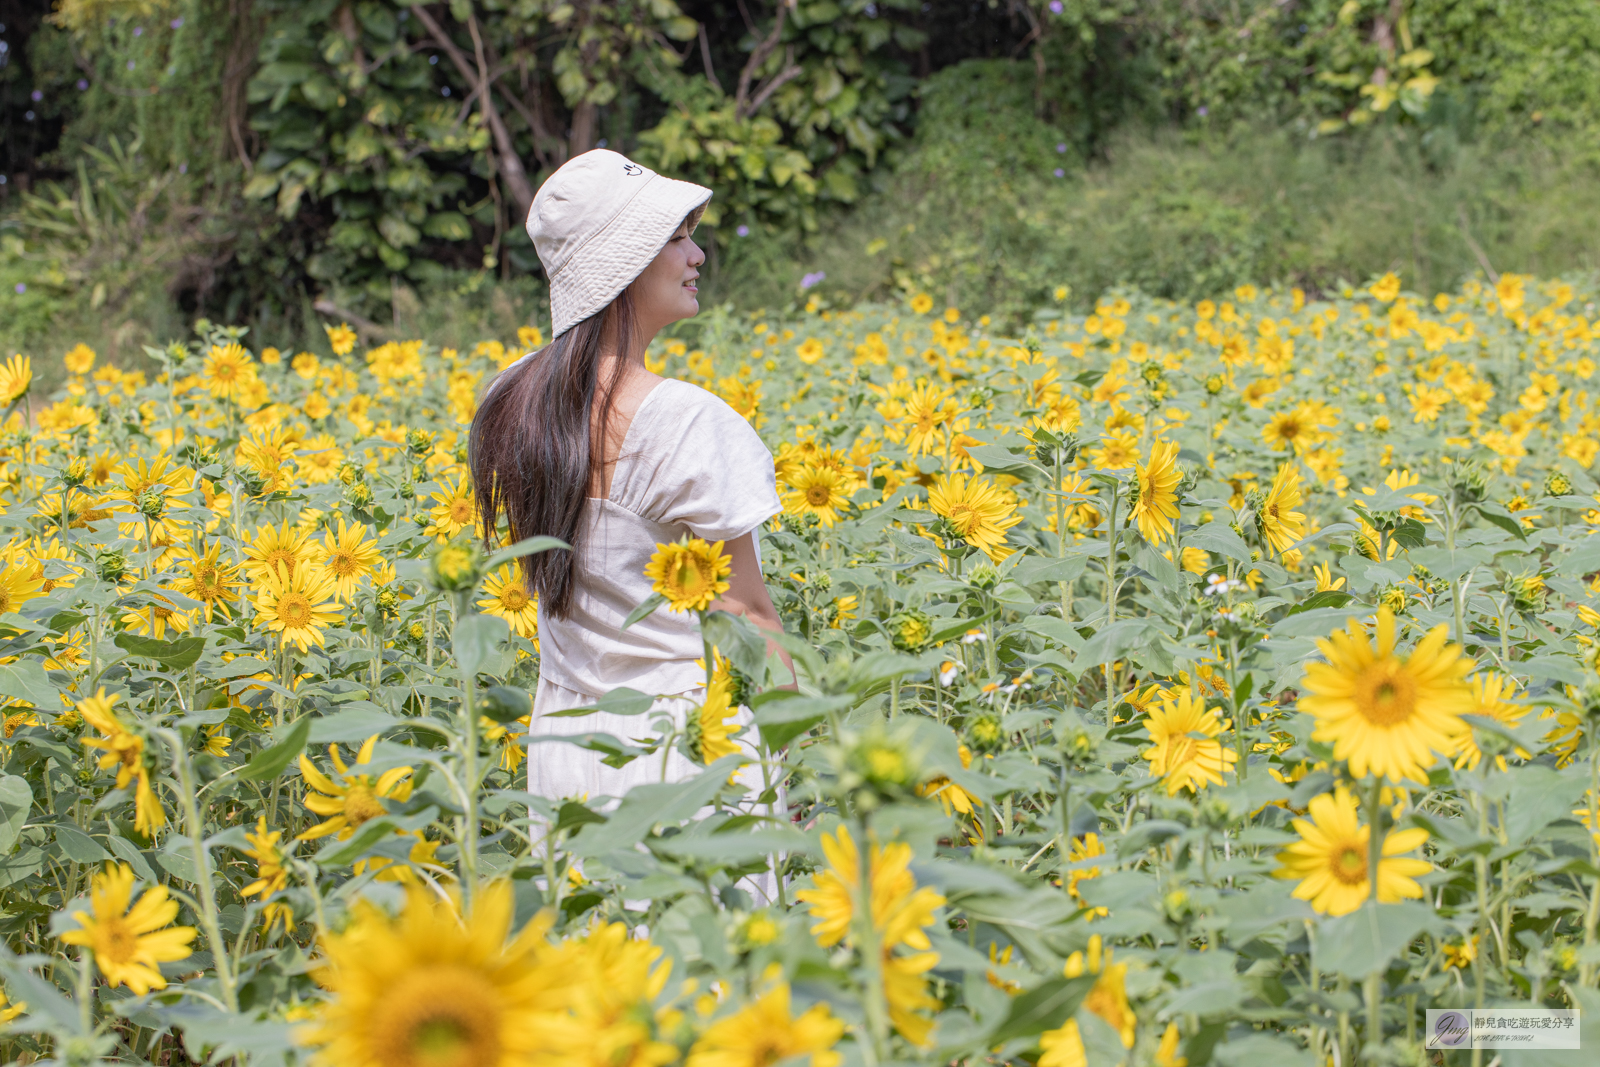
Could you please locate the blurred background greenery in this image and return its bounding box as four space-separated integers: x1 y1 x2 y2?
2 0 1598 361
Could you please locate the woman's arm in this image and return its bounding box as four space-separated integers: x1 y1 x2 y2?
709 532 797 687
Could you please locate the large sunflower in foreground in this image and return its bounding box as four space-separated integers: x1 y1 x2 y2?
0 354 32 406
301 881 560 1067
1272 785 1431 915
255 560 342 652
1299 609 1474 783
1130 439 1181 544
686 981 844 1067
644 537 731 613
927 471 1022 562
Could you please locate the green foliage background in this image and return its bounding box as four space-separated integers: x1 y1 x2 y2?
2 0 1600 357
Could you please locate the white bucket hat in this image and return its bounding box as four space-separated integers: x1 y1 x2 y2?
526 149 712 338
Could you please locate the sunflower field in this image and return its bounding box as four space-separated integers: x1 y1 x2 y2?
0 271 1597 1066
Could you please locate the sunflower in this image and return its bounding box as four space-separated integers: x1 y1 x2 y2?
121 594 193 640
1299 609 1473 783
900 382 959 457
255 560 343 652
298 734 413 842
427 472 478 538
325 322 358 356
242 816 289 900
302 881 560 1067
297 435 344 484
0 354 31 405
927 471 1022 562
1272 785 1431 915
1039 1020 1088 1067
202 342 257 401
1131 439 1181 544
319 518 380 601
478 566 539 640
918 743 982 817
0 543 46 615
796 337 825 364
63 342 96 375
1141 689 1236 794
687 666 741 765
686 982 844 1067
536 921 679 1067
644 537 732 613
783 464 851 527
244 522 316 585
59 863 195 995
173 540 241 621
1262 408 1312 452
1256 462 1306 554
1452 672 1528 771
1089 428 1139 470
78 689 165 836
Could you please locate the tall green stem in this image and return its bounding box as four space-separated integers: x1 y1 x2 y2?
456 592 481 908
1364 776 1383 1062
1104 482 1120 713
165 730 239 1012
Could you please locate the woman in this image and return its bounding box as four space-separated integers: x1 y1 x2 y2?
470 149 789 804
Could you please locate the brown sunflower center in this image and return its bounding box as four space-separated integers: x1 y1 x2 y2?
449 499 473 522
1332 844 1368 885
1354 663 1417 727
368 967 503 1067
806 484 833 506
278 593 312 628
329 550 360 576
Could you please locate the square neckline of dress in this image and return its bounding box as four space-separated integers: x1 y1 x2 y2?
588 375 671 505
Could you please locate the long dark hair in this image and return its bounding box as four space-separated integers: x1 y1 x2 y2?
469 289 638 618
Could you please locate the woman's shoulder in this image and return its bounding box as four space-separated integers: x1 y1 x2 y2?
632 377 758 439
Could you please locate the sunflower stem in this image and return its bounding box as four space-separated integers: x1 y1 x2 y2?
1580 740 1600 987
456 590 480 909
1364 775 1383 1060
163 727 239 1013
1104 481 1120 714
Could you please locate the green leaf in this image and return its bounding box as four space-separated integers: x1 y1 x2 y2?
54 823 111 864
989 974 1096 1043
1471 501 1528 541
1316 902 1442 978
622 592 668 631
555 801 608 833
481 685 532 724
484 535 570 573
546 688 655 718
1286 589 1353 614
423 211 474 241
0 660 58 708
0 777 28 855
454 613 510 677
239 715 312 782
1186 521 1253 563
114 632 206 670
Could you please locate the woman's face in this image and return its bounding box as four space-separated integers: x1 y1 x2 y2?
629 219 706 338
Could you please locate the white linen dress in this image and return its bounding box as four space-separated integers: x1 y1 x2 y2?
525 377 782 803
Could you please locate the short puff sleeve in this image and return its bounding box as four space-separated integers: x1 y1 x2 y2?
611 379 780 541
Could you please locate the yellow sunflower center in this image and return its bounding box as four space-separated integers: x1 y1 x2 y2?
1353 662 1417 727
100 915 139 964
341 781 386 828
329 550 360 576
1332 844 1368 885
806 484 833 506
672 559 708 597
277 593 312 628
1163 735 1199 769
449 499 473 523
499 586 529 611
367 966 503 1067
0 591 13 613
263 549 298 573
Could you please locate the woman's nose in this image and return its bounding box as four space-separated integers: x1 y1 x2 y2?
689 239 706 267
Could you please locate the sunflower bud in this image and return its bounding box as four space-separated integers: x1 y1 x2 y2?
840 726 922 808
64 456 88 488
889 609 933 652
236 466 268 498
1204 375 1225 395
1505 570 1546 615
338 461 362 486
136 486 166 520
374 586 401 619
1544 470 1574 498
406 429 434 457
96 549 127 583
811 570 833 594
967 713 1005 754
967 562 999 590
344 481 374 509
1060 722 1096 764
1378 584 1408 614
429 540 483 593
398 481 416 501
1446 459 1490 504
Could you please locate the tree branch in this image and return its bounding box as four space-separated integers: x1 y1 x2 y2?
698 23 723 94
412 4 535 217
734 4 790 119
